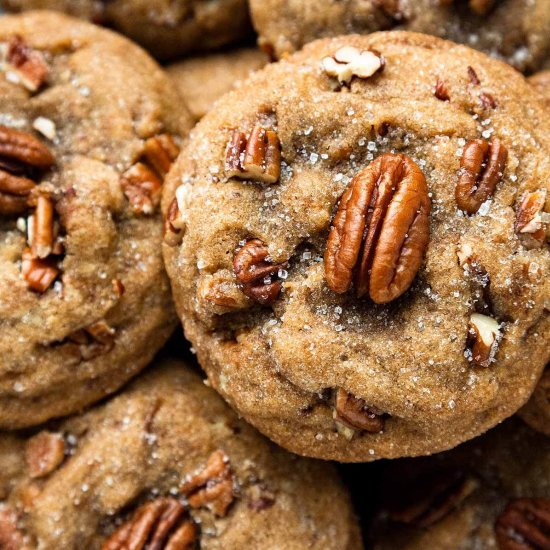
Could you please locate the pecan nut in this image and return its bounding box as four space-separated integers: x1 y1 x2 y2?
334 388 386 434
65 320 116 361
121 163 162 215
21 248 60 293
3 35 49 92
0 125 55 168
322 46 384 86
467 313 500 367
143 134 180 178
225 124 281 184
324 153 431 304
180 450 235 517
102 497 196 550
495 498 550 550
515 189 548 249
25 431 65 478
0 505 25 550
455 138 507 214
233 239 287 306
434 78 451 101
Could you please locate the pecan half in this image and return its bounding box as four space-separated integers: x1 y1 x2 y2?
180 450 235 517
325 153 431 304
455 138 507 214
225 124 281 184
25 431 65 478
390 471 478 528
233 239 287 306
0 125 54 169
334 388 386 434
143 134 180 178
102 497 196 550
21 248 60 293
121 163 162 215
467 313 500 367
322 46 384 86
515 189 548 249
3 35 49 92
0 505 25 550
495 498 550 550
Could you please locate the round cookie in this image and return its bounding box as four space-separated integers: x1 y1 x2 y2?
0 359 363 549
167 48 269 122
249 0 550 73
162 32 550 461
369 418 550 549
1 0 251 61
0 11 193 429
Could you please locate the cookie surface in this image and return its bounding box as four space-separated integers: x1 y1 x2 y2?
1 0 251 60
249 0 550 73
167 48 269 122
369 418 550 549
163 32 550 461
0 359 362 549
0 11 193 429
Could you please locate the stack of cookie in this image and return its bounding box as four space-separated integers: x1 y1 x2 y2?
0 1 548 549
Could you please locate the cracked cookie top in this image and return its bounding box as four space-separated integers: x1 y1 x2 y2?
163 32 550 461
0 360 362 550
0 11 193 429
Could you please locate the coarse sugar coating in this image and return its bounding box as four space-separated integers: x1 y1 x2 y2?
249 0 550 73
0 359 363 549
163 32 550 461
0 11 193 429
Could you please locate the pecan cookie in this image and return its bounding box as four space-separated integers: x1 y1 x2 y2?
167 48 269 122
0 11 193 429
369 418 550 549
0 359 363 549
1 0 251 61
249 0 550 73
162 33 550 461
530 70 550 109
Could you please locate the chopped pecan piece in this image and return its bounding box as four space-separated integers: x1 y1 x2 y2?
164 197 184 246
515 189 548 249
233 239 287 306
66 320 116 361
479 92 497 110
21 248 60 292
467 313 500 367
434 78 450 101
247 482 276 511
455 138 507 214
3 35 49 92
325 153 431 303
225 124 281 184
121 163 162 215
467 66 481 86
495 498 550 550
143 134 180 178
0 505 25 550
30 194 55 259
334 388 386 433
102 497 196 550
180 450 235 517
25 431 65 478
390 471 478 528
322 46 384 86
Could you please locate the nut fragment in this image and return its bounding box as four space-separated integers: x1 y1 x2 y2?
143 134 180 177
456 138 507 214
30 194 55 259
495 498 550 550
2 35 49 92
334 388 386 434
322 46 384 86
21 248 60 292
515 189 548 249
324 153 431 304
180 450 235 517
25 431 65 478
434 78 450 101
0 505 25 550
164 197 184 246
233 239 287 306
467 313 500 367
225 124 281 184
121 163 162 215
102 497 196 550
66 320 116 361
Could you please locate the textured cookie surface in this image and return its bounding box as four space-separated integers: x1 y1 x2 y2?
1 0 251 60
163 32 550 461
0 11 193 429
369 419 550 549
0 360 362 550
167 48 269 122
249 0 550 73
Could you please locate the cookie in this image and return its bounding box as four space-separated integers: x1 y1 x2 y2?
369 418 550 549
162 32 550 462
0 359 363 549
519 366 549 437
1 0 251 61
0 11 193 429
167 48 269 122
249 0 550 73
530 70 550 108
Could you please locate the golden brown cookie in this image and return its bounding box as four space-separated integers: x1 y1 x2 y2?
167 48 269 122
0 359 363 549
1 0 251 60
162 33 550 462
519 366 550 437
369 418 550 549
0 11 193 429
530 70 550 108
249 0 550 73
